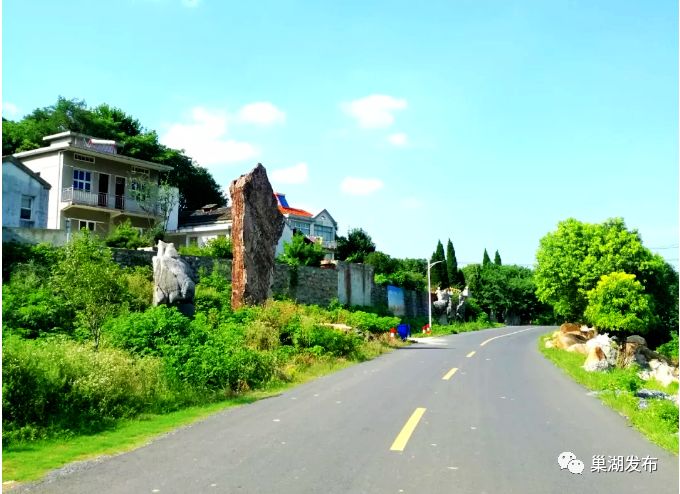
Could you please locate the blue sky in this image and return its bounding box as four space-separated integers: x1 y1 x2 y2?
3 0 678 268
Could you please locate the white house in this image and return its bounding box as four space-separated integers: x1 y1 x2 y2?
12 131 179 236
274 193 337 258
165 204 232 247
2 155 51 228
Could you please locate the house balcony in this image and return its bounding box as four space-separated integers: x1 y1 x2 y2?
61 187 158 217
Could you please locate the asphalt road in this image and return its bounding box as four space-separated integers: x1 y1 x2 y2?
15 326 679 493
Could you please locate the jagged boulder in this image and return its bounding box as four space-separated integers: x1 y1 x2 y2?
229 164 284 309
582 334 619 371
153 240 195 317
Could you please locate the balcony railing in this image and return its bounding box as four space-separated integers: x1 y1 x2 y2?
62 187 157 215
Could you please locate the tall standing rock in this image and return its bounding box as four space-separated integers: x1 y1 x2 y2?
230 164 284 308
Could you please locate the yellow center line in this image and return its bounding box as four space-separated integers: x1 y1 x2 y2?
442 367 458 380
466 351 476 358
390 407 427 452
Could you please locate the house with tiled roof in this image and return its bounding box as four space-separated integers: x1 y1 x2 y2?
166 193 337 259
274 193 337 258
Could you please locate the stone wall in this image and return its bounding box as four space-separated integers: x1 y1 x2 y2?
272 264 337 306
110 248 428 316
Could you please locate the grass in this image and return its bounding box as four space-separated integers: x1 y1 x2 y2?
2 343 400 486
538 333 679 454
422 321 504 337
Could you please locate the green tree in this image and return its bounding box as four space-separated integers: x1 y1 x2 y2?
534 218 657 322
2 97 225 211
494 250 502 266
446 239 464 289
278 232 325 267
482 249 491 266
51 232 127 349
335 228 376 263
584 272 656 334
430 240 448 289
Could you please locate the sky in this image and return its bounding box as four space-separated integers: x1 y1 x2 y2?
2 0 678 268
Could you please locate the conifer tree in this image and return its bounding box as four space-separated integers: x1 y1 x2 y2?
431 240 448 288
482 248 491 266
494 250 502 266
446 239 462 289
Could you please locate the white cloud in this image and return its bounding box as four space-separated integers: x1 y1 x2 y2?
271 162 309 184
3 101 19 119
340 177 384 196
343 94 407 129
161 106 259 166
238 102 285 126
387 132 408 147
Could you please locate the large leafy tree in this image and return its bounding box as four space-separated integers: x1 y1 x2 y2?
335 228 376 263
2 97 225 211
584 272 656 334
534 218 678 342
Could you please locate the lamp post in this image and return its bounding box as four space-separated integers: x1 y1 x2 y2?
427 260 444 331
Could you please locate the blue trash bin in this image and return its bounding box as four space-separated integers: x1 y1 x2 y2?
397 324 410 340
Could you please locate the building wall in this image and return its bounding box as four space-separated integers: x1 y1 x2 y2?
19 153 62 229
337 261 373 307
2 162 50 228
2 227 69 246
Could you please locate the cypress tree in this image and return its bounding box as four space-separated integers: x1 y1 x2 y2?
482 248 491 266
494 250 502 266
431 240 448 288
446 239 461 289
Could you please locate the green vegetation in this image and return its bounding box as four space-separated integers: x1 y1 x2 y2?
278 232 326 267
430 240 448 288
178 237 233 259
335 228 376 263
539 334 678 453
2 233 405 467
534 218 678 345
584 272 656 335
105 219 152 249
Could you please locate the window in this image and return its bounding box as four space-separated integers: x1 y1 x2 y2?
20 195 33 220
74 153 95 164
73 169 92 191
130 167 151 202
78 220 96 232
314 225 334 242
290 220 310 236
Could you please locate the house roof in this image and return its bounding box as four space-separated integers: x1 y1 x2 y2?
13 138 173 172
2 155 52 189
178 206 232 227
274 192 313 218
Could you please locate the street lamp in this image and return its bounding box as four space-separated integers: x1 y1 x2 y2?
427 260 444 331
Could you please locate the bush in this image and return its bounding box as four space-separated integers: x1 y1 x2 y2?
656 331 679 363
105 219 149 249
105 306 191 357
278 232 325 267
122 266 154 311
2 337 190 445
2 262 73 338
205 237 232 259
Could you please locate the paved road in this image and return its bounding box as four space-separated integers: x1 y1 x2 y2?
15 326 679 493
